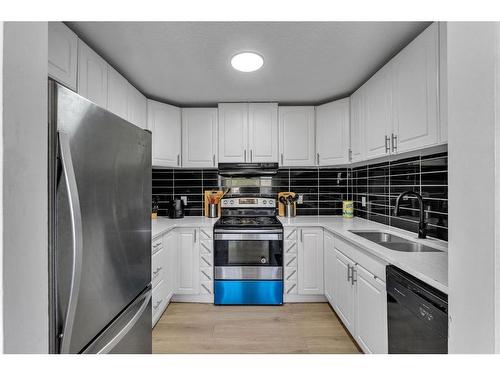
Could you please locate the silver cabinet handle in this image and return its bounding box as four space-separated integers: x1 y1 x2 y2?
391 133 398 153
348 148 352 162
153 299 163 310
153 267 163 276
177 154 180 166
281 153 284 165
317 153 320 165
385 135 390 153
300 229 303 242
194 230 197 243
250 149 253 162
213 154 216 166
347 264 352 283
58 132 84 354
244 149 247 162
351 266 357 285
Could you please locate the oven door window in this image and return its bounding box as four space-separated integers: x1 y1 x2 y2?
215 239 282 267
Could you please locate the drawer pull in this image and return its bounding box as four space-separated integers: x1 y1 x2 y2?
201 284 212 294
286 256 296 267
152 267 162 276
286 283 297 294
286 269 296 280
153 299 163 310
201 269 212 281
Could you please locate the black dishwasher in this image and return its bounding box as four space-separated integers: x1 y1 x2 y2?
386 266 448 354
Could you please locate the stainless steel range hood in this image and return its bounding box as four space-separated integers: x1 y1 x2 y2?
218 163 279 177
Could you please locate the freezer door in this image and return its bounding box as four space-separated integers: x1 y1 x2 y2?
53 82 152 353
82 287 152 354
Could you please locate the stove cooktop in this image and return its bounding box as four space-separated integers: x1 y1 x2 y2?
215 215 282 229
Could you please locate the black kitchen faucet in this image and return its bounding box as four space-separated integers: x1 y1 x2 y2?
394 191 427 239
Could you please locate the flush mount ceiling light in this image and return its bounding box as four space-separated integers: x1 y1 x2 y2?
231 52 264 72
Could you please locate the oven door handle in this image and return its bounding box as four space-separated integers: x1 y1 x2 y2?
214 233 283 241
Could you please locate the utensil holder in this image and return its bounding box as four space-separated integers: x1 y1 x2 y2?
208 203 218 218
285 203 295 218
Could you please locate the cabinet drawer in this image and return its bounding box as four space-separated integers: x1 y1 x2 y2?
284 267 298 281
284 253 298 268
200 240 213 255
284 240 298 255
284 227 298 240
152 279 167 326
200 266 213 282
152 247 167 287
284 280 298 295
152 236 163 254
200 281 214 295
334 236 387 281
199 227 213 240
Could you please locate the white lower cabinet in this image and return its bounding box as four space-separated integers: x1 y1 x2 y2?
354 264 388 354
152 280 168 326
297 227 324 295
329 239 388 354
323 231 335 304
176 228 200 295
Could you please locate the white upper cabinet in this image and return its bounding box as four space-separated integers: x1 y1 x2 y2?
148 100 182 167
279 106 316 167
218 103 249 163
182 108 218 168
350 88 365 163
316 98 350 165
107 66 129 120
297 227 324 295
78 40 109 109
48 22 78 91
392 22 439 153
127 84 148 129
248 103 279 163
363 64 393 159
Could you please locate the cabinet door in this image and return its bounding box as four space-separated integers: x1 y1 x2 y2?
48 22 78 91
218 103 248 163
163 230 177 303
107 66 128 120
78 40 108 109
297 228 324 295
316 98 350 166
148 100 181 167
182 108 218 168
127 84 147 129
350 88 365 163
392 23 438 153
279 106 316 166
333 249 355 332
364 65 392 159
248 103 279 163
176 229 200 295
323 231 335 304
355 264 388 354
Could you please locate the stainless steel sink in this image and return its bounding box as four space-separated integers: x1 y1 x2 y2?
349 230 443 253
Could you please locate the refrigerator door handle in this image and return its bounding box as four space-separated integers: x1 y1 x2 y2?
58 131 84 354
94 289 151 354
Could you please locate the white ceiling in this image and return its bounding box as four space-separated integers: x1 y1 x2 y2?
67 22 431 106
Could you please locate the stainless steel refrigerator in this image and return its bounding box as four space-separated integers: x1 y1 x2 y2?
48 81 152 354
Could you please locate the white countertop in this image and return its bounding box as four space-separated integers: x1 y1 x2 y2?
279 216 448 294
151 215 448 294
152 216 218 238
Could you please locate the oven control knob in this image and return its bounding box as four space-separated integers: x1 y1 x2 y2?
260 257 267 264
262 200 267 205
230 200 234 205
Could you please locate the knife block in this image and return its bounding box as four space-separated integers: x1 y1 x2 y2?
278 192 297 217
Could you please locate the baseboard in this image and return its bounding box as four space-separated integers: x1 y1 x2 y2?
171 294 214 303
284 294 327 303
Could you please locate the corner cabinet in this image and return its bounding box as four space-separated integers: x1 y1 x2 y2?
279 106 316 167
48 22 78 91
148 100 182 167
77 39 109 109
316 98 350 165
218 103 278 163
182 108 218 168
297 227 324 295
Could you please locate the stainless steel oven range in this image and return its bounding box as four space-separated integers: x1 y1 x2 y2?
213 195 283 305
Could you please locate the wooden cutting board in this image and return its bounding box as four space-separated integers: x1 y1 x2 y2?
204 190 224 217
278 192 297 216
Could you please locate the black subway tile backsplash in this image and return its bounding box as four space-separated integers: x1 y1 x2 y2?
152 151 448 241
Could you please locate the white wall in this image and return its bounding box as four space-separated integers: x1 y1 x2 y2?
0 20 4 354
447 22 500 353
2 22 48 353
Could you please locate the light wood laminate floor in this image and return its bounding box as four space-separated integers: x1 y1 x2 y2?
152 303 361 354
